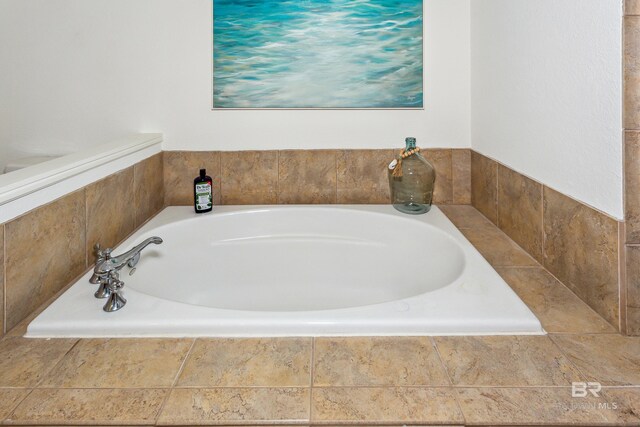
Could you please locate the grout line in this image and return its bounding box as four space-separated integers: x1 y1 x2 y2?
545 334 592 384
167 384 314 390
29 386 174 390
310 337 316 388
535 254 618 331
619 223 628 335
32 339 81 389
450 149 456 204
133 161 140 228
12 383 640 390
550 330 620 337
217 150 222 206
83 187 89 270
429 337 454 388
334 150 338 204
492 265 543 270
219 151 225 205
149 384 640 390
154 338 196 426
171 338 196 388
154 387 174 426
495 160 500 229
541 184 546 267
309 337 316 423
276 150 281 204
2 387 35 424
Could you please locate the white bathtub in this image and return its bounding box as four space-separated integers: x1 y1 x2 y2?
27 205 543 337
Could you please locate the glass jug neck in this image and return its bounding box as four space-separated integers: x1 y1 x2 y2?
405 137 417 150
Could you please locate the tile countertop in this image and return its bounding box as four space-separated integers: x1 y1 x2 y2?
0 205 638 426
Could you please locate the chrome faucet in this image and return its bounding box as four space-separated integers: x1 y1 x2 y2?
90 236 163 312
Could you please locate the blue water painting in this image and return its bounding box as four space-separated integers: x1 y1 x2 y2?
213 0 423 108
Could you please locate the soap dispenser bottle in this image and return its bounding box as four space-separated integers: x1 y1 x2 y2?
388 137 436 214
194 169 213 214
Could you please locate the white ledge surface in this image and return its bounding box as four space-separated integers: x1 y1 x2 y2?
0 134 162 224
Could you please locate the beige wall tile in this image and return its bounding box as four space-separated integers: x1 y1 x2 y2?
311 387 463 424
134 153 164 227
496 267 616 334
438 205 494 229
626 132 640 243
551 334 640 386
434 336 582 386
177 338 312 387
40 338 192 388
313 337 449 386
85 167 136 265
423 149 453 204
626 16 640 128
221 151 278 204
0 338 77 387
8 388 168 425
543 186 620 328
457 387 624 425
628 0 640 15
164 151 221 206
460 227 538 267
471 151 498 224
278 150 336 204
452 149 471 204
158 388 310 425
627 245 640 335
0 224 4 336
5 190 86 331
336 149 393 204
497 164 544 263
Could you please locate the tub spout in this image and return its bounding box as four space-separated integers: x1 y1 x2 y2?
94 237 163 276
108 236 163 269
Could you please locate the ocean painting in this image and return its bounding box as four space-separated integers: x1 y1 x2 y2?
213 0 423 109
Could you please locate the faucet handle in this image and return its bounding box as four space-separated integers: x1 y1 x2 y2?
94 244 112 262
103 271 126 312
94 275 111 299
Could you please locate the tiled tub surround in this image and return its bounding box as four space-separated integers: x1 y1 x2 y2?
0 148 468 340
163 148 472 207
0 207 638 426
471 151 625 333
0 147 632 338
0 153 164 336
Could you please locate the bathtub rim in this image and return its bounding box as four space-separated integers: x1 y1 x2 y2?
25 204 546 338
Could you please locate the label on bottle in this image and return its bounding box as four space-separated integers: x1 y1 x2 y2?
195 182 212 211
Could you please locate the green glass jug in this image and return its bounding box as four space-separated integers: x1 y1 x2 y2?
388 137 436 214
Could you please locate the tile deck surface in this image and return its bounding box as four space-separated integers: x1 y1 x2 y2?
0 205 638 426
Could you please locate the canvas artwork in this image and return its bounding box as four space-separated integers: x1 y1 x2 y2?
213 0 423 109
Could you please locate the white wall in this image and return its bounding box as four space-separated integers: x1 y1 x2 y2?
0 0 471 174
471 0 623 219
1 0 625 220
